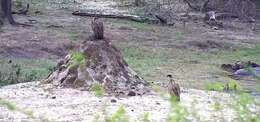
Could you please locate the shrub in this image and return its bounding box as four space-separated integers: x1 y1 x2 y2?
91 83 103 97
226 79 240 91
0 59 55 86
205 82 225 91
69 51 86 69
106 106 129 122
143 112 150 122
231 93 258 122
167 96 188 122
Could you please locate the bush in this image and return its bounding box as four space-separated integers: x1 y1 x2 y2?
106 106 129 122
0 59 55 86
205 82 225 91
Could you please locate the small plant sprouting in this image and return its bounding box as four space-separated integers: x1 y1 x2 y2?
167 96 188 122
0 98 16 111
175 32 184 40
143 112 150 122
70 51 85 64
69 51 86 69
231 93 258 122
205 82 225 91
91 83 104 97
212 101 222 111
226 79 240 91
106 106 129 122
0 98 51 121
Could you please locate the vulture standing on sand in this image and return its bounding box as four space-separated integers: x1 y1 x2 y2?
167 75 181 101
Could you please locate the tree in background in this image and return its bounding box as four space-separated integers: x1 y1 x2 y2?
0 0 17 25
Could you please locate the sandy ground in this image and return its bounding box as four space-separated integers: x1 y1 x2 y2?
0 82 248 122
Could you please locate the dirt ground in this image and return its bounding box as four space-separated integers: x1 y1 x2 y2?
0 0 260 91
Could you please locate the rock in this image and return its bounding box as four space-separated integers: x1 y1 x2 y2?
127 91 136 96
110 99 117 103
233 67 260 77
221 61 260 73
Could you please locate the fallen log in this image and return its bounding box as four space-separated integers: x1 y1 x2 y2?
215 12 239 20
72 11 159 24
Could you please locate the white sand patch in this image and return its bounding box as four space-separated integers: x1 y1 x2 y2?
0 82 258 122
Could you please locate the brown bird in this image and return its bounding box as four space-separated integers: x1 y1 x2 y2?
91 17 104 40
167 74 181 102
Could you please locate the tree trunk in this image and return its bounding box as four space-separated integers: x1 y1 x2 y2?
0 0 29 26
0 0 3 25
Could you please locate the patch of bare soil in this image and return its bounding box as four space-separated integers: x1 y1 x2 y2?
1 0 260 59
0 25 72 59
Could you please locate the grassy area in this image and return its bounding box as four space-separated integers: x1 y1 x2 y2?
122 46 170 81
121 43 260 91
111 19 154 32
0 98 51 121
218 45 260 63
0 59 55 87
1 44 258 90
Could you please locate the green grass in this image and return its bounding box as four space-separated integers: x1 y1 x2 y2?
226 79 240 91
175 32 185 40
91 83 104 97
69 51 86 70
204 79 240 92
122 47 169 80
168 96 188 122
0 98 16 111
212 101 222 111
205 82 225 91
0 98 51 121
213 45 260 64
142 112 150 122
183 44 260 68
0 59 55 86
66 31 79 42
106 106 129 122
28 0 47 15
184 44 260 90
232 45 260 61
231 93 259 122
111 19 154 32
